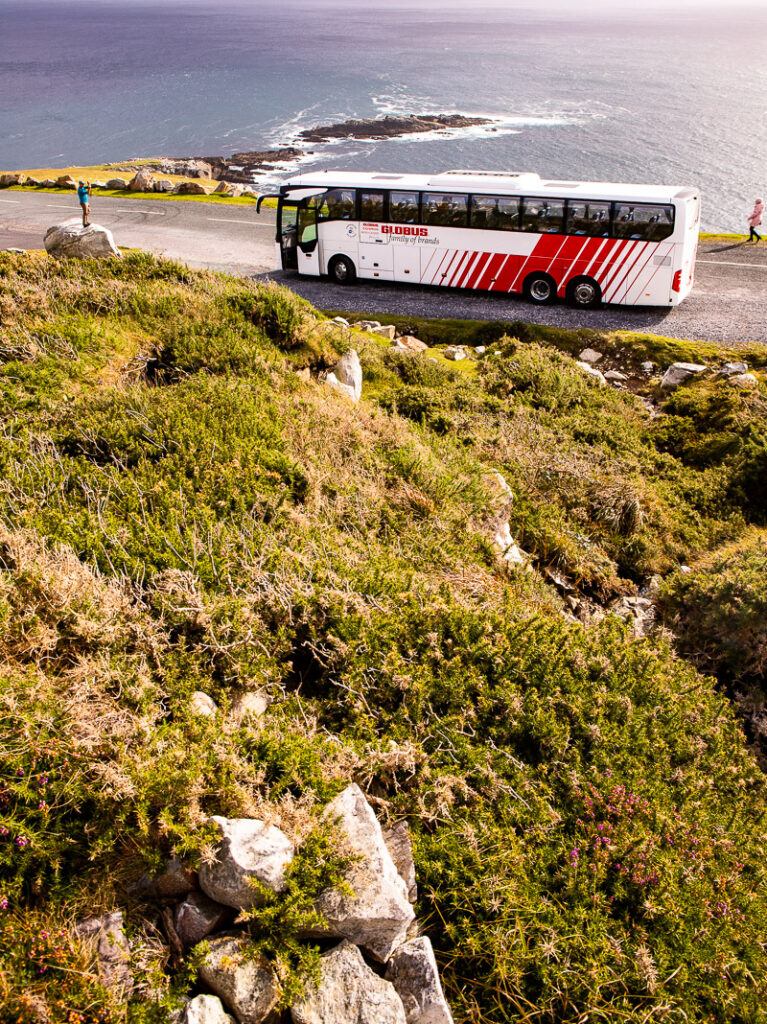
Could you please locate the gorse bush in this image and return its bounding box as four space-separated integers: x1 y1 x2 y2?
1 251 767 1022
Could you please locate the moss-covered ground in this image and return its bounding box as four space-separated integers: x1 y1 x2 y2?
1 252 767 1023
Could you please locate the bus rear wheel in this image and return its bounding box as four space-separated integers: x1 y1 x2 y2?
567 277 602 309
329 255 356 285
523 273 556 305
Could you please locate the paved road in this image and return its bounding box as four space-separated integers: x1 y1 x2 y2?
2 190 766 345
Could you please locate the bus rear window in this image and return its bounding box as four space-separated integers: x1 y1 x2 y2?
422 192 468 227
521 198 565 234
317 189 356 222
389 191 420 223
613 203 674 241
470 195 519 230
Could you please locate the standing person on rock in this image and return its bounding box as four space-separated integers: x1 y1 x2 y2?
77 180 92 227
748 197 763 242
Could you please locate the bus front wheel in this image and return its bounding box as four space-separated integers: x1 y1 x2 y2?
567 277 602 309
523 273 556 305
329 255 356 285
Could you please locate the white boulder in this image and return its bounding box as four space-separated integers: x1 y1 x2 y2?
394 335 428 354
442 346 466 361
660 362 708 389
190 690 218 717
291 941 406 1024
729 373 758 388
154 179 175 193
385 937 454 1024
184 994 235 1024
578 348 603 364
128 169 155 192
329 350 362 403
44 221 121 260
231 689 271 724
492 522 527 565
200 935 280 1024
603 370 628 382
105 178 128 189
312 784 415 962
198 816 294 909
719 361 748 377
575 361 606 383
482 471 513 505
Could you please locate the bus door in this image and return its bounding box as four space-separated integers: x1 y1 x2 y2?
297 199 320 275
278 202 299 270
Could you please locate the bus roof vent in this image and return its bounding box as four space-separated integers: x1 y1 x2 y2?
427 169 541 188
545 181 579 189
371 174 404 180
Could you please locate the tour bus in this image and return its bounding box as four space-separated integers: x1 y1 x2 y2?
256 170 700 308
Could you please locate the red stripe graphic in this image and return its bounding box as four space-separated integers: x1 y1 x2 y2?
421 245 441 282
624 243 672 303
440 250 463 287
428 249 452 286
605 242 654 303
447 250 472 287
598 240 636 289
467 253 494 289
476 252 507 291
559 237 599 293
456 251 481 288
609 243 659 304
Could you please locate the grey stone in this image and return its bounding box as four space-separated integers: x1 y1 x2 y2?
175 181 212 195
199 816 294 909
442 346 466 361
641 361 655 374
55 175 77 189
394 335 428 354
184 994 235 1024
660 362 708 389
332 317 350 326
382 821 417 903
371 325 396 339
603 370 628 382
128 853 197 900
231 690 271 724
190 690 218 717
154 179 175 193
334 350 363 402
474 345 487 354
0 172 24 187
326 372 358 402
74 911 133 995
353 320 381 331
729 373 759 388
578 348 603 364
311 784 415 962
385 937 454 1024
291 941 406 1024
44 221 121 260
176 891 232 947
128 169 155 192
719 361 748 377
105 177 128 189
40 179 57 188
200 935 280 1024
492 522 527 566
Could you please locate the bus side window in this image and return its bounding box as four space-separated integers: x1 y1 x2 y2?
360 191 385 221
612 203 674 241
521 197 565 234
422 192 468 227
317 188 356 222
389 191 420 223
470 195 519 230
566 200 611 237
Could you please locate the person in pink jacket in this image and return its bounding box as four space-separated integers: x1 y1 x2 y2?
748 198 764 242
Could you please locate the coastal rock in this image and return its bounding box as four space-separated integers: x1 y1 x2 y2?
175 181 212 195
576 361 606 383
660 362 708 389
578 348 603 364
200 935 280 1024
154 179 175 193
105 177 128 189
332 350 362 402
185 995 235 1024
175 892 232 947
190 690 218 717
442 346 466 361
40 179 56 188
311 784 415 962
332 316 350 326
127 853 197 900
0 172 25 187
44 221 121 260
382 821 417 903
394 335 428 354
729 372 759 388
373 326 397 339
198 816 294 909
55 175 77 189
354 319 381 330
290 941 406 1024
128 169 155 192
385 937 454 1024
214 181 238 195
74 911 133 995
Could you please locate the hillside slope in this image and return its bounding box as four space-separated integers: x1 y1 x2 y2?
1 252 766 1024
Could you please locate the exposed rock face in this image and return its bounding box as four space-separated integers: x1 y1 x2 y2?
327 349 363 403
200 935 280 1024
382 821 417 903
313 784 415 962
660 362 708 389
291 941 407 1024
385 937 454 1024
175 181 212 195
299 113 493 143
175 891 232 947
198 816 294 909
40 178 56 188
105 178 128 189
185 994 235 1024
128 169 155 192
44 221 121 260
74 911 133 995
190 690 218 717
578 348 603 364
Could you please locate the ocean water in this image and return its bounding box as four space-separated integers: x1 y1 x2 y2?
1 0 766 232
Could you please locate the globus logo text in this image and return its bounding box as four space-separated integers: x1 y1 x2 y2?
381 225 429 237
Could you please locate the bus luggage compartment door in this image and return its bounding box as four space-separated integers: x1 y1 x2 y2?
392 243 420 283
358 226 393 280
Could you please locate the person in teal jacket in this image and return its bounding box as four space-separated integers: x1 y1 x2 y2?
77 180 92 227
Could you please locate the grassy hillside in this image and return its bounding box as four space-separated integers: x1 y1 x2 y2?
1 251 767 1023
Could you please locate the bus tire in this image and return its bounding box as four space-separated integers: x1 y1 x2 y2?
328 255 356 285
566 276 602 309
523 272 556 305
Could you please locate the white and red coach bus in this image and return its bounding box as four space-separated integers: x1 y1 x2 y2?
257 169 700 308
